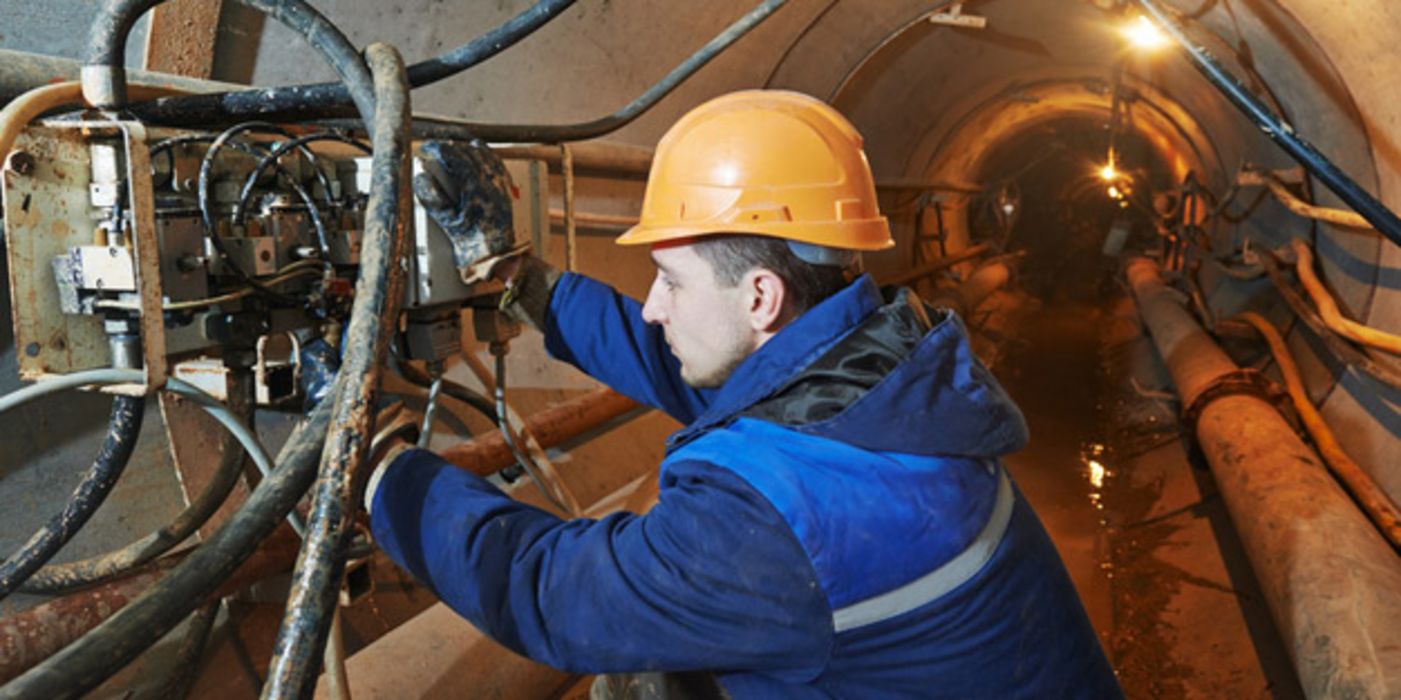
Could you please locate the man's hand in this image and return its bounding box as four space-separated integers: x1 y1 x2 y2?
413 140 530 283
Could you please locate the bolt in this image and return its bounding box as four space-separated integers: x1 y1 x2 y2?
6 151 35 176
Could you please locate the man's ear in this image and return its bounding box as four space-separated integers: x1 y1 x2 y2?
746 268 788 333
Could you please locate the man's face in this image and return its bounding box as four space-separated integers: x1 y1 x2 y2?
641 242 758 388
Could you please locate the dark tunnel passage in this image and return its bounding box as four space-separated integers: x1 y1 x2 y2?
949 114 1313 697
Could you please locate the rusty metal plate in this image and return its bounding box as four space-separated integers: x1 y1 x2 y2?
3 126 108 378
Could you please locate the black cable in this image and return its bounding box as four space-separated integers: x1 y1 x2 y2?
236 132 371 223
122 0 578 126
83 0 168 108
0 396 145 602
197 126 331 295
261 41 411 700
335 0 791 144
19 372 256 594
0 386 335 700
153 599 222 700
130 0 787 145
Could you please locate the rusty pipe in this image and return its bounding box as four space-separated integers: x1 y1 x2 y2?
1126 258 1401 697
439 388 640 476
0 530 300 684
879 243 992 288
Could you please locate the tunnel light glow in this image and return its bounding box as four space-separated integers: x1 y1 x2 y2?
1123 16 1169 50
1099 163 1119 182
1107 185 1122 199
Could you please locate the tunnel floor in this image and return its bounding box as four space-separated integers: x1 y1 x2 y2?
986 267 1305 699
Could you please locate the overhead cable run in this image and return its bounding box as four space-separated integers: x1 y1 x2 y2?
1134 0 1401 249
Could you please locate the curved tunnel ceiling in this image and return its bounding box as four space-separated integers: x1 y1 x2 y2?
749 0 1397 480
758 0 1379 309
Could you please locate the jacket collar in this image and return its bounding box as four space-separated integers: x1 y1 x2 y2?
666 274 883 451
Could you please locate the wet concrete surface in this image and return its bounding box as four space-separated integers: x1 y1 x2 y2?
986 274 1305 699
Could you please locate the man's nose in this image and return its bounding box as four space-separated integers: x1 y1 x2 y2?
641 283 665 325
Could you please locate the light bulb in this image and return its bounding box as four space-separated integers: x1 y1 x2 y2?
1123 16 1168 50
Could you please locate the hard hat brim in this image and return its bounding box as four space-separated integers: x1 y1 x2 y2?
617 218 895 252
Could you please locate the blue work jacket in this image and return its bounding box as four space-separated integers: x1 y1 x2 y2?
371 273 1122 698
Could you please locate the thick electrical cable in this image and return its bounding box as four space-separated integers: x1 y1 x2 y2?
154 599 223 700
0 377 337 700
18 371 256 594
1236 312 1401 549
1255 249 1401 392
0 396 143 603
124 0 577 126
1289 239 1401 356
0 369 291 548
261 41 412 700
375 0 790 144
133 0 787 145
82 0 167 107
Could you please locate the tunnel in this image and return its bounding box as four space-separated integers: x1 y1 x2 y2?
1 0 1400 698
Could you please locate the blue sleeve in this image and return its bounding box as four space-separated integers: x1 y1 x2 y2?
370 448 834 677
543 273 712 424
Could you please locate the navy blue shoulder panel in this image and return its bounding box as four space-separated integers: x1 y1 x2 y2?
670 418 1000 610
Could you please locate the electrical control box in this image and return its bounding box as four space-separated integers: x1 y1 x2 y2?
2 119 546 387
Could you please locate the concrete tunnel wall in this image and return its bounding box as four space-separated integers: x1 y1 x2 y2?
1 0 1399 606
244 0 1401 502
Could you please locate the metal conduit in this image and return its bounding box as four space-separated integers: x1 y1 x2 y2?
1126 257 1401 697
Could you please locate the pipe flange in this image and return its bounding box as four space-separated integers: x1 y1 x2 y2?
1181 368 1299 435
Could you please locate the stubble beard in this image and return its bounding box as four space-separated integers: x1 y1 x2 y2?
678 338 756 389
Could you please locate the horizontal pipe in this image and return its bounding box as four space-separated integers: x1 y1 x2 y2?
495 142 653 177
0 48 238 105
438 388 639 475
0 529 301 684
879 243 992 288
1126 257 1401 697
548 209 639 228
929 261 1012 317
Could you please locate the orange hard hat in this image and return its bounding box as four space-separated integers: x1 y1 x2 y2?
617 90 893 252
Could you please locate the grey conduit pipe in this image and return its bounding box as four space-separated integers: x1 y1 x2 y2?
1126 257 1401 697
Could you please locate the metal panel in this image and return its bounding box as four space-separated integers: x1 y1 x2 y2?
356 154 548 308
2 127 108 378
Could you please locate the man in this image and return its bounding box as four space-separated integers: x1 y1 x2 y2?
366 90 1121 698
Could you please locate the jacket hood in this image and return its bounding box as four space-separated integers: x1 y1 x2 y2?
669 275 1028 459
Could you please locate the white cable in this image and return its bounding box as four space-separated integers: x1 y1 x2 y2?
0 368 303 536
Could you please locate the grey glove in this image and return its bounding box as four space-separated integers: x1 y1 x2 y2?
413 139 527 283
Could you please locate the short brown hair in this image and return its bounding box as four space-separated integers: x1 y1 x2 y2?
691 235 856 315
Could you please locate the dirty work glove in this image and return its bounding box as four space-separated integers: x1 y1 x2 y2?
413 139 530 284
